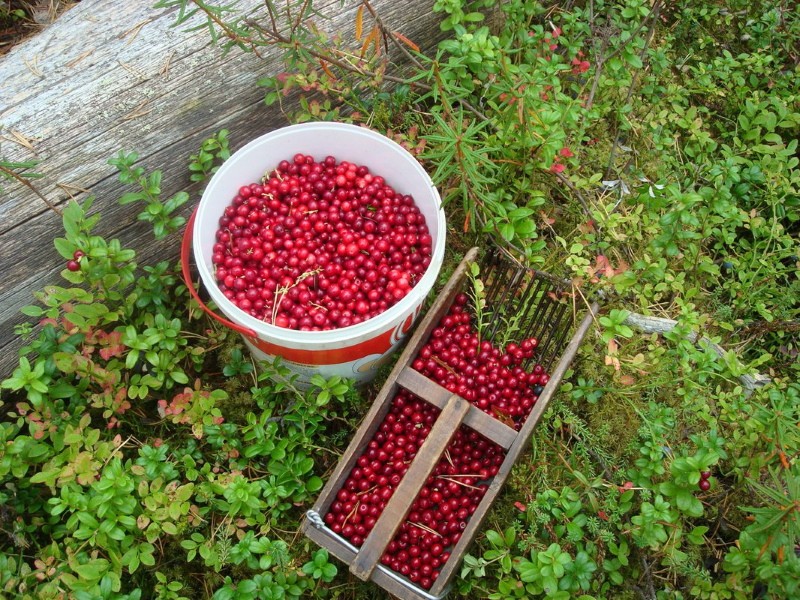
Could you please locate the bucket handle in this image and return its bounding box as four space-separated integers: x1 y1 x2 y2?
180 208 258 338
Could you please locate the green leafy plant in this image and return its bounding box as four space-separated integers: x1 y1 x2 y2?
189 129 231 183
109 151 189 239
2 0 799 598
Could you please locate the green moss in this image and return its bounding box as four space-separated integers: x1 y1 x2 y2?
585 393 641 462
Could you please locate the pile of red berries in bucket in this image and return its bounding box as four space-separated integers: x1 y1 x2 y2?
324 292 549 590
211 154 433 330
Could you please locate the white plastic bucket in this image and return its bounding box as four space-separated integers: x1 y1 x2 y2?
185 122 446 384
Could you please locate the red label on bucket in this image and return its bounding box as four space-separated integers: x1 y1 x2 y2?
244 302 422 367
245 327 395 366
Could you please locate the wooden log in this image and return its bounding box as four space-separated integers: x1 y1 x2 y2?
0 0 448 377
623 312 771 395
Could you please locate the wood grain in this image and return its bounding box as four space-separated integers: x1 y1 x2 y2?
0 0 449 377
396 366 518 450
350 393 470 581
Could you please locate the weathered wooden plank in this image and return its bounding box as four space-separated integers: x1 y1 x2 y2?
350 393 470 581
0 0 450 377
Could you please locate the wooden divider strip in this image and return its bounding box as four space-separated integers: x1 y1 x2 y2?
396 366 518 450
349 394 471 581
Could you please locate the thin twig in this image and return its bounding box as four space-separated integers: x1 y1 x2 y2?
362 0 424 72
197 0 263 58
604 0 662 179
585 34 609 111
604 0 661 64
117 60 146 79
24 54 43 77
160 50 176 77
640 555 657 600
264 0 278 33
586 0 662 111
1 129 37 153
553 171 592 218
409 521 443 537
437 476 482 490
55 182 92 199
0 165 62 216
66 48 95 68
120 18 153 44
291 0 311 34
121 100 153 121
243 11 490 124
556 435 614 481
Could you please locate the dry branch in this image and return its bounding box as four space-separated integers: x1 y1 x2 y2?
623 312 771 396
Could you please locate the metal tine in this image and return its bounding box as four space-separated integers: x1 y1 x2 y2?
543 303 573 372
486 262 525 343
511 274 540 339
525 284 563 363
519 277 549 370
483 259 508 322
478 250 579 372
482 250 508 302
492 266 526 341
482 251 504 297
538 300 569 368
520 277 554 343
536 293 565 353
481 263 506 342
480 253 505 317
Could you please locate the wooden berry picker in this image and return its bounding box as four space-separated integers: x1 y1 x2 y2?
302 247 599 599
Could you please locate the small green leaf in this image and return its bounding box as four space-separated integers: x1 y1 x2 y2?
20 305 44 317
162 522 178 535
485 529 504 547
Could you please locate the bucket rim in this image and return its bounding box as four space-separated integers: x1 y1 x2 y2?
192 121 447 344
